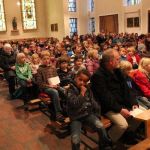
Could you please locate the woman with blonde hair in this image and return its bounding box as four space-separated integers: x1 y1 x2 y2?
131 57 150 99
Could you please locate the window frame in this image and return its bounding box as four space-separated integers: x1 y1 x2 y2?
89 17 95 33
68 0 76 12
127 17 140 28
21 0 37 31
124 0 141 6
69 18 77 36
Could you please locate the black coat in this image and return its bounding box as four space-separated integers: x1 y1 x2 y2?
67 82 100 121
57 68 72 87
0 51 16 79
125 76 143 98
91 66 138 114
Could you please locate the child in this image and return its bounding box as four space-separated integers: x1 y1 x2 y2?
36 51 65 122
23 47 31 63
85 49 99 75
67 69 112 150
71 55 85 76
57 56 72 87
120 60 150 109
30 53 41 77
15 53 34 109
119 47 127 61
30 53 41 97
131 58 150 100
127 46 141 69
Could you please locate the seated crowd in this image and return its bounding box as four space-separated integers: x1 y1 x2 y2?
0 32 150 150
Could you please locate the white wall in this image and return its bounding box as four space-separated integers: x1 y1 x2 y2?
45 0 65 40
141 0 150 34
94 0 123 33
63 0 89 37
93 0 150 34
0 0 47 40
123 3 141 34
1 0 150 41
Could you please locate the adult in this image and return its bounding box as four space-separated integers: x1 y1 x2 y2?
91 49 140 144
0 43 16 98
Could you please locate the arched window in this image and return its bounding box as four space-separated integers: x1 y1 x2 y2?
0 0 6 31
68 0 76 12
123 0 141 6
21 0 37 30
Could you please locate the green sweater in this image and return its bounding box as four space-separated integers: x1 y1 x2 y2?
15 63 32 80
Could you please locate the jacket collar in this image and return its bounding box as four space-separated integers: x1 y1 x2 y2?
99 66 124 81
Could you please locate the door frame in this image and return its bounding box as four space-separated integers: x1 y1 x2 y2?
148 10 150 33
99 14 119 33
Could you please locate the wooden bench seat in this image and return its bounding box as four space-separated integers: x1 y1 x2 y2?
50 117 70 129
134 109 150 138
50 116 111 130
49 116 112 142
29 98 41 105
129 138 150 150
27 97 51 111
81 116 112 149
49 116 112 135
82 116 112 134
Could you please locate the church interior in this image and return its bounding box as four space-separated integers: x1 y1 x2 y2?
0 0 150 150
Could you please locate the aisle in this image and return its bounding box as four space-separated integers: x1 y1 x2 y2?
0 80 71 150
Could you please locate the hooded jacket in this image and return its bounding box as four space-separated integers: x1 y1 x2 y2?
67 82 101 121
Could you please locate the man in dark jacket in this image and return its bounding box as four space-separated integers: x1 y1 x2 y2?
91 49 140 144
0 43 16 98
0 42 3 56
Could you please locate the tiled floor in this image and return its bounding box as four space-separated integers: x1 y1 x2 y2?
0 80 71 150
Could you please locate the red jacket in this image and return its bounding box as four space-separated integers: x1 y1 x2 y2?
131 70 150 98
127 54 141 65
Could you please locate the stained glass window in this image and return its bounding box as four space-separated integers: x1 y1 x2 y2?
123 0 141 6
0 0 6 31
89 17 95 33
21 0 37 30
68 0 76 12
69 18 77 36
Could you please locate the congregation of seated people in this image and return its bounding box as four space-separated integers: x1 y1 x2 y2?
0 32 150 150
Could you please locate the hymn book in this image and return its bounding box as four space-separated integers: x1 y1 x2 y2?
130 108 144 117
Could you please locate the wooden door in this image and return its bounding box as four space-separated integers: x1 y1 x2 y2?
99 14 118 33
148 11 150 33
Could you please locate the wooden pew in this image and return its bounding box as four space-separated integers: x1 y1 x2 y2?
128 138 150 150
48 118 70 138
0 68 4 79
81 116 112 149
28 93 51 111
49 116 112 147
134 109 150 138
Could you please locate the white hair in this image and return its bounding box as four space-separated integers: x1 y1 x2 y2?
4 43 12 49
